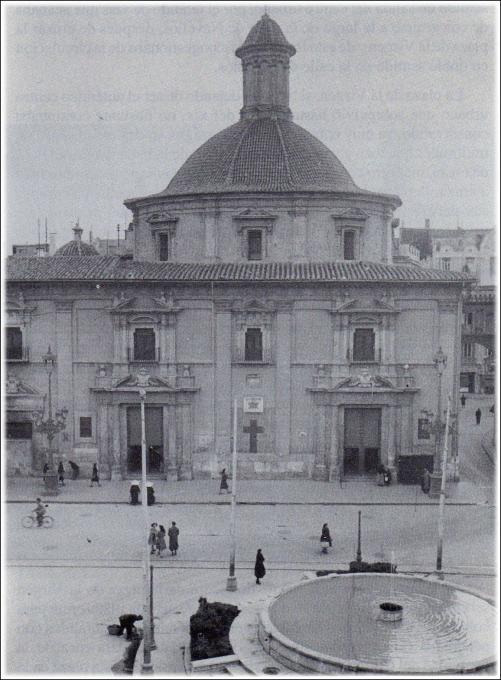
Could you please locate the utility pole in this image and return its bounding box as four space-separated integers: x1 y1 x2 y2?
356 510 362 563
226 399 238 591
436 395 452 574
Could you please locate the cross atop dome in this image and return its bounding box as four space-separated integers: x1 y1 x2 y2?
236 14 296 121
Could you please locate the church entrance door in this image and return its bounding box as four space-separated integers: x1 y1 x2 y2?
126 406 164 475
343 408 381 475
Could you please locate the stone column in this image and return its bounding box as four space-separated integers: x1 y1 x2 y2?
167 405 178 480
162 405 170 480
54 300 74 456
110 404 122 480
312 403 328 480
328 405 340 481
276 305 292 459
178 404 193 480
97 402 109 478
386 405 397 477
214 303 233 465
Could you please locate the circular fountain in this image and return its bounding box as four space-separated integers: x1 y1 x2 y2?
258 574 496 674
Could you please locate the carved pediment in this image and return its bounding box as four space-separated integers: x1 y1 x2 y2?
111 292 181 314
147 211 178 225
112 372 174 389
233 208 278 222
334 372 396 390
331 208 369 223
6 375 42 395
336 297 397 314
234 298 276 313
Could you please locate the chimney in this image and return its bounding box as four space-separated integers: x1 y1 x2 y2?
49 233 57 255
425 218 430 230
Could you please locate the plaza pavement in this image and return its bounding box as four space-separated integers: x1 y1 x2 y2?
4 474 495 506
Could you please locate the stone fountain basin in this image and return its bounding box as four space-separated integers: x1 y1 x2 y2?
258 573 496 675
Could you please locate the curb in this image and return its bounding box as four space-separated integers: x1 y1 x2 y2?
4 499 490 507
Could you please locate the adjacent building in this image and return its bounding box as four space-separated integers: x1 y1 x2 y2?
5 14 470 481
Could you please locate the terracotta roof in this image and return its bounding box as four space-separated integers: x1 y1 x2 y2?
126 118 400 205
235 14 296 57
6 256 471 284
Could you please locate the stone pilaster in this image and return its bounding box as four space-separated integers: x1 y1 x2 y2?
54 300 74 454
111 404 122 480
214 302 232 464
178 404 193 480
312 404 328 480
276 304 292 458
167 405 178 480
328 405 340 481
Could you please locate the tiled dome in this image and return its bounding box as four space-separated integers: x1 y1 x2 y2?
159 118 360 196
54 225 99 257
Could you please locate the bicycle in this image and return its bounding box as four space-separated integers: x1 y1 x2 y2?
22 513 54 528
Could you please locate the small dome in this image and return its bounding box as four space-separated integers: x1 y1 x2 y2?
159 118 360 196
54 224 99 257
235 13 296 57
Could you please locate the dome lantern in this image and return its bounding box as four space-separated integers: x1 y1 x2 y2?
235 14 296 122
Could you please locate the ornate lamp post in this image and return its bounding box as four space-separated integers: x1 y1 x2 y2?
138 372 154 674
430 347 447 497
31 346 68 494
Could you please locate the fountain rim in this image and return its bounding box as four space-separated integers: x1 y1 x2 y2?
260 573 496 675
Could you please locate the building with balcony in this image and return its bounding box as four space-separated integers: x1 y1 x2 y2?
5 14 469 481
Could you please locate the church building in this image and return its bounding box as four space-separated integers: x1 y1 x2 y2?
5 14 469 481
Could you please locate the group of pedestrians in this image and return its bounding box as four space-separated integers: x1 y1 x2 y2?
148 521 179 557
42 461 100 486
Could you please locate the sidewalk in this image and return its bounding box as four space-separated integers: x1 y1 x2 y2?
4 476 494 505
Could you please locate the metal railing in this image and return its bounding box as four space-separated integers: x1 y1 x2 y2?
127 346 160 362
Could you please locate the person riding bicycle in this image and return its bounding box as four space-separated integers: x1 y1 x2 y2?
33 498 47 527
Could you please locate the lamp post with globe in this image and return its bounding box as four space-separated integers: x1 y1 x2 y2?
31 346 68 494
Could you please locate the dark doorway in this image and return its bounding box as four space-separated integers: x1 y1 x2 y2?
343 408 381 475
127 406 164 474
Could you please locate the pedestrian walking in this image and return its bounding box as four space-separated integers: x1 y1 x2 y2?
168 521 179 556
475 407 482 425
129 480 140 505
68 460 80 480
460 394 466 408
320 523 332 554
219 468 229 494
117 613 143 640
90 463 101 487
57 461 65 486
156 525 167 557
146 481 155 506
254 548 265 585
421 468 431 494
148 523 158 555
42 462 49 481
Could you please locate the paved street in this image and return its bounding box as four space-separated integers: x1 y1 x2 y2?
4 393 496 675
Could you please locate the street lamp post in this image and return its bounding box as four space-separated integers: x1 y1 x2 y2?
430 347 447 497
356 510 362 563
226 399 238 591
31 346 68 494
139 384 154 674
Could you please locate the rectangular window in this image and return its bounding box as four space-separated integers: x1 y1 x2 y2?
6 327 23 360
159 233 169 261
245 327 263 361
467 312 473 326
441 258 451 270
462 343 473 359
133 328 156 361
353 328 375 362
7 421 32 439
343 231 355 260
247 230 262 260
79 417 92 438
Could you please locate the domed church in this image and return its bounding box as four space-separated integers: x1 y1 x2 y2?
6 14 467 482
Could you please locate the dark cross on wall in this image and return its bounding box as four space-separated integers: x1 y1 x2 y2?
243 419 264 453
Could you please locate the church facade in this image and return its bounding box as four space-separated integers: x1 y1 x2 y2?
5 15 469 481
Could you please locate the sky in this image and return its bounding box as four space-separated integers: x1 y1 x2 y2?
2 2 498 252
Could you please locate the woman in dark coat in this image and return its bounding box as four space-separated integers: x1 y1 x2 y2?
320 523 332 553
168 521 179 556
90 463 101 487
219 468 229 494
57 461 65 486
254 548 265 584
156 525 167 557
42 463 49 481
130 481 140 505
